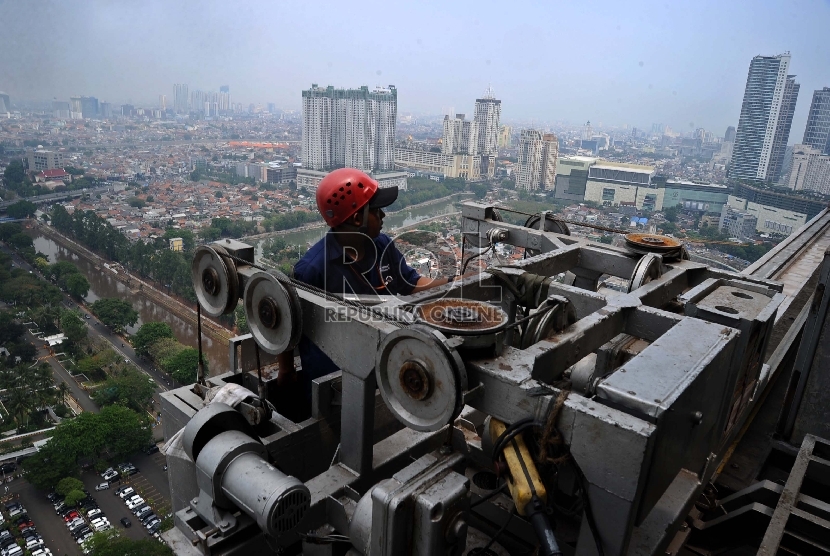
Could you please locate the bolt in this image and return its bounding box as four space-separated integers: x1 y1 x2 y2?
258 297 280 329
399 361 431 401
691 411 703 425
202 268 220 296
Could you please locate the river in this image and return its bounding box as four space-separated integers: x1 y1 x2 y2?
26 195 464 376
28 233 229 375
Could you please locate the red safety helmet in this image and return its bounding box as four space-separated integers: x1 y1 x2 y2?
315 168 398 228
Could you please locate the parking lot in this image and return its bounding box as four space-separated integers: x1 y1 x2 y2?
5 480 82 556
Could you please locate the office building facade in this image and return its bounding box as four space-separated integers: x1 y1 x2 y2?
474 90 501 156
0 92 8 114
26 149 65 172
730 54 800 182
786 144 830 195
719 205 758 242
553 156 596 202
802 87 830 155
301 84 397 174
394 148 481 181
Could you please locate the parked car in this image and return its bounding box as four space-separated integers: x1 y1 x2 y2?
117 487 134 499
141 513 158 526
63 510 80 522
6 508 22 518
16 520 33 530
24 538 44 551
1 544 22 556
86 508 102 519
133 504 150 516
145 518 161 530
145 444 160 455
120 517 131 528
102 469 118 481
126 497 145 510
30 548 52 556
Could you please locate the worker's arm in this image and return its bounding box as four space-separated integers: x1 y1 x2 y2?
410 272 475 293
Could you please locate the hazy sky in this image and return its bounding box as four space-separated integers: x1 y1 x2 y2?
2 0 829 137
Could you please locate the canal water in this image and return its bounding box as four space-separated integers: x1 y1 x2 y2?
28 233 229 375
26 195 465 377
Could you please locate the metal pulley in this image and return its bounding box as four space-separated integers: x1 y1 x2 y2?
627 253 664 293
625 233 685 260
375 325 467 432
464 208 504 248
524 212 570 258
243 270 303 354
192 245 240 317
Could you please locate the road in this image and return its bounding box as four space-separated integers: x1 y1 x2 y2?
0 186 113 211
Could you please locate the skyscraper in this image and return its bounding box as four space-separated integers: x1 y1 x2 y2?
174 83 189 114
159 95 167 110
729 53 800 182
80 96 99 119
301 84 397 173
0 92 9 114
474 88 501 156
724 126 736 143
442 114 478 156
802 87 830 155
516 130 558 190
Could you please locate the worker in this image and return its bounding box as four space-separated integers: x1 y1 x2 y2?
277 168 461 415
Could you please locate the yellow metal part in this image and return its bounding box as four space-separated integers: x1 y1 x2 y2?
489 418 547 516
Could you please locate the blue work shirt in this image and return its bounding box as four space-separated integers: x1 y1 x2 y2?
293 230 421 395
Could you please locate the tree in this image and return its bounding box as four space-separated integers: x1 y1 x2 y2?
127 197 145 209
131 322 174 356
65 272 90 299
214 190 223 198
84 531 173 556
163 347 202 384
90 298 138 333
91 367 156 412
56 477 85 496
64 489 87 507
470 182 489 199
6 200 36 219
23 405 151 489
8 233 33 250
664 205 679 223
61 310 88 343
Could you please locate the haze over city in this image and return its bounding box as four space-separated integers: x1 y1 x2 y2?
2 0 829 134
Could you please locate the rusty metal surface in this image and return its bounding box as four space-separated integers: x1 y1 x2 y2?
625 233 683 252
414 298 509 335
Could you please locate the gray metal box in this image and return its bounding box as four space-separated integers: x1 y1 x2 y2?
595 317 739 524
679 278 783 437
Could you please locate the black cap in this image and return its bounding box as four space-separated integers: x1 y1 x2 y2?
368 186 398 209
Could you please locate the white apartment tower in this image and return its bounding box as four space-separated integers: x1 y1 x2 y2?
729 54 800 182
302 84 397 173
173 83 189 114
442 114 479 156
474 87 501 156
516 130 558 190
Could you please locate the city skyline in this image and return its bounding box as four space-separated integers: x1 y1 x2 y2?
1 0 829 136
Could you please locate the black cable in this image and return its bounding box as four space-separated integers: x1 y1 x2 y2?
462 243 493 274
470 482 508 509
491 418 543 462
196 302 205 385
481 509 515 554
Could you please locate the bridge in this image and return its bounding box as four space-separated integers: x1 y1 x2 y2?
0 185 113 212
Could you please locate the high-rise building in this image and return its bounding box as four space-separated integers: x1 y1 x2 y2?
79 96 99 119
581 121 594 142
99 102 112 119
474 88 501 156
159 95 166 110
69 96 83 119
301 84 397 173
442 114 478 156
52 100 70 119
0 92 9 114
174 83 189 113
768 75 800 182
729 53 800 182
724 126 737 143
786 144 830 195
26 149 65 171
498 125 513 149
516 130 558 190
802 87 830 155
220 85 230 94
